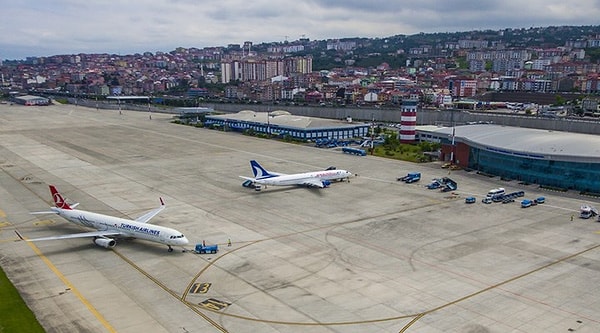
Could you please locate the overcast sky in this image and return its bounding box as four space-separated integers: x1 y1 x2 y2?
2 0 600 60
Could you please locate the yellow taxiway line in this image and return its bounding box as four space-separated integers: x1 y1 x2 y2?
21 237 117 333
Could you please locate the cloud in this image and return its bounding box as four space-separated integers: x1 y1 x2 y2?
1 0 599 59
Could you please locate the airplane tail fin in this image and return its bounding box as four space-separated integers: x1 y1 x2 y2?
250 160 275 179
49 185 72 210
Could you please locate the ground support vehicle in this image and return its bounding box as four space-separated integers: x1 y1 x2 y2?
398 172 421 183
426 179 442 189
342 147 367 156
440 177 457 192
195 243 218 254
521 199 533 208
580 205 598 219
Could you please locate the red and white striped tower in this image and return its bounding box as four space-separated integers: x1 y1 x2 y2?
399 99 418 143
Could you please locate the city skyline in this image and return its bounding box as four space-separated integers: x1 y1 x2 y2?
2 0 600 60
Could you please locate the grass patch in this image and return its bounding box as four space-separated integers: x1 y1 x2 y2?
0 266 45 333
372 143 434 163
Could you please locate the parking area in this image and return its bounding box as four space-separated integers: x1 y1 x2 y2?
1 103 599 333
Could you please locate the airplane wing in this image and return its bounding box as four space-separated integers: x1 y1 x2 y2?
30 210 58 215
134 198 165 224
17 230 122 242
301 178 326 188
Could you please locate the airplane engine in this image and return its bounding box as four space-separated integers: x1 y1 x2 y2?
321 180 331 187
93 238 116 248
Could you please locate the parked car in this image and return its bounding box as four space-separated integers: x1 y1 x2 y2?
465 197 476 204
482 197 492 204
426 181 441 189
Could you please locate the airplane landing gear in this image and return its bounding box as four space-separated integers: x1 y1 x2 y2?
168 246 173 252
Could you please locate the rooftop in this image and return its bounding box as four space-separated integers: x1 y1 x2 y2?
208 110 367 130
424 124 600 161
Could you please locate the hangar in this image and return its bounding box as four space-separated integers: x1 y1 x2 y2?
418 124 600 193
205 110 369 140
12 95 50 106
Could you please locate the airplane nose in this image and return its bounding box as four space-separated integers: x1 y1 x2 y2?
180 237 190 245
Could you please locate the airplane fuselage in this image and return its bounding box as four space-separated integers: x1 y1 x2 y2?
52 207 188 246
255 169 352 187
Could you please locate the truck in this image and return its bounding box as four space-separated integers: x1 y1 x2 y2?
398 172 421 183
195 243 218 254
580 205 598 219
426 179 442 189
521 199 533 208
440 177 457 192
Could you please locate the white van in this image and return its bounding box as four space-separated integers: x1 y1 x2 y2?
486 187 505 198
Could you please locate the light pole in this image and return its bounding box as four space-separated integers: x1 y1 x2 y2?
147 95 151 120
370 112 375 155
267 111 271 136
449 108 455 164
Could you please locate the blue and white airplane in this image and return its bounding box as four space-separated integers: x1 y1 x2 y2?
17 185 189 252
240 160 352 190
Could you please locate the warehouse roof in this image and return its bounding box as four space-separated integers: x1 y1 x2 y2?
207 110 367 130
15 95 49 102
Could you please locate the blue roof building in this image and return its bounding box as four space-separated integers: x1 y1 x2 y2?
205 110 369 141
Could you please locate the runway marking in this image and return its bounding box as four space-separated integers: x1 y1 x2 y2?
190 283 211 294
199 298 230 311
111 249 229 333
19 235 117 333
180 220 600 329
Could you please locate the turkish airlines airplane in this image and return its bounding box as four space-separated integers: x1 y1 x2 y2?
17 185 189 252
240 160 352 189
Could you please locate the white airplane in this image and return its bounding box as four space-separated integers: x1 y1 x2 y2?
17 185 189 252
240 160 352 189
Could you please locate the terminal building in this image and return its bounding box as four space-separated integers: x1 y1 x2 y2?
205 110 369 141
417 124 600 193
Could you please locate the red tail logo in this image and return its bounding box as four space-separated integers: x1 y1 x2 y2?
49 185 72 209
